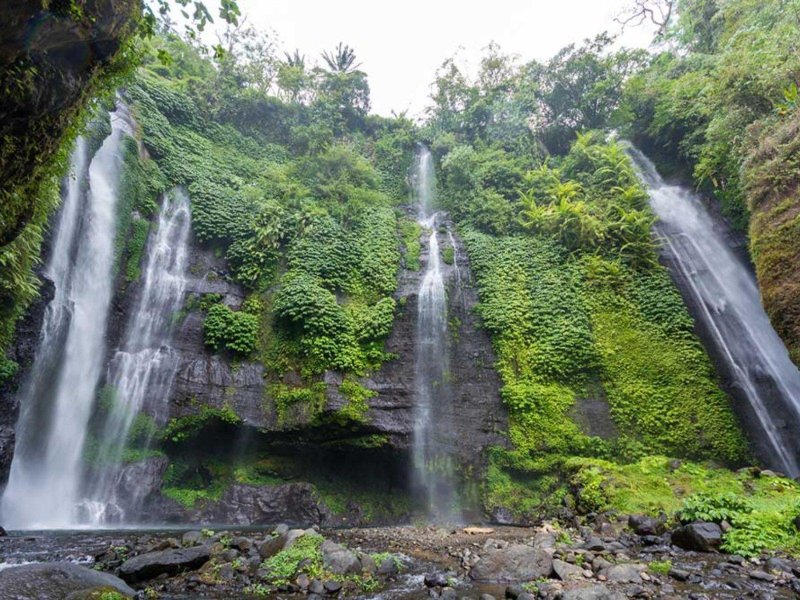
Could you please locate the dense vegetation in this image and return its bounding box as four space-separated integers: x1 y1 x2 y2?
623 0 800 363
423 9 800 552
2 0 800 554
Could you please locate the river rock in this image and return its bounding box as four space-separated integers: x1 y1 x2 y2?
119 545 211 582
628 514 664 536
182 530 203 546
671 522 722 552
600 563 646 583
378 556 399 576
470 543 553 582
553 558 585 580
560 584 626 600
0 525 6 536
0 562 135 599
321 540 361 575
259 532 287 558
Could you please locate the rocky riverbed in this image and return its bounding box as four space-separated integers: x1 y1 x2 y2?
0 514 799 599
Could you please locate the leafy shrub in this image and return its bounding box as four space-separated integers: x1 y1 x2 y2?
204 303 259 356
679 492 753 524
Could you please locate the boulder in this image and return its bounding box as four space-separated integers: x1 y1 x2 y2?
119 545 211 582
627 514 664 536
470 543 553 582
599 563 646 583
377 556 399 577
560 584 626 600
0 562 135 600
320 540 361 575
671 522 722 552
258 533 287 559
552 559 585 581
182 531 203 546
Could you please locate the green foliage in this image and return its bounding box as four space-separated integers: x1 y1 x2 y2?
270 382 327 427
161 405 241 444
337 378 376 423
260 534 324 585
679 492 753 524
400 218 422 271
648 560 672 575
204 303 259 356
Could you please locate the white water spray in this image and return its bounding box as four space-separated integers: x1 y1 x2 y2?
629 147 800 477
83 189 191 524
2 107 132 528
412 147 459 520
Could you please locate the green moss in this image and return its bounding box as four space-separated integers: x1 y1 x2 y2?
269 382 327 427
124 218 150 282
161 405 242 443
399 218 422 271
648 560 672 575
260 534 325 585
336 378 375 424
442 245 455 265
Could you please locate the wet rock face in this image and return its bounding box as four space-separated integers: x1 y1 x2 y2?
119 545 211 582
156 483 330 527
0 0 141 245
0 276 54 486
364 215 508 466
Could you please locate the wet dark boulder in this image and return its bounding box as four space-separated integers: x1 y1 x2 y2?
119 545 211 582
469 543 553 582
671 522 723 552
0 562 135 599
186 482 330 526
627 514 664 536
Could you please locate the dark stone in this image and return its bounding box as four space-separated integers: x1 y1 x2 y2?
0 562 135 599
377 556 399 577
320 540 360 575
552 558 584 580
0 526 6 536
425 572 449 588
119 545 211 582
668 568 690 582
749 570 777 582
310 579 325 594
505 585 524 599
628 514 664 536
560 584 626 600
323 580 343 593
470 544 553 582
671 522 722 552
184 483 330 526
259 533 287 558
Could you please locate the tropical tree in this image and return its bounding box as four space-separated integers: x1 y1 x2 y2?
321 43 361 73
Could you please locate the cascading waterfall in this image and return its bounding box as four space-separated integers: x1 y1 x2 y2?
1 106 132 529
629 147 800 477
83 189 191 525
412 146 459 521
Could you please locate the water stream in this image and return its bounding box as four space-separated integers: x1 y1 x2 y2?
629 147 800 477
411 147 459 521
2 106 133 528
83 188 191 525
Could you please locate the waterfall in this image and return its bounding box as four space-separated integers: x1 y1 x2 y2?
83 189 191 525
2 106 132 528
629 147 800 477
412 146 459 521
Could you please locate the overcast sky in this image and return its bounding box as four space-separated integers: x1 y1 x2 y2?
231 0 657 117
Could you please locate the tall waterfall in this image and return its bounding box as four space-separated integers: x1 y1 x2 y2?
2 107 132 528
412 146 459 520
629 147 800 477
84 189 191 524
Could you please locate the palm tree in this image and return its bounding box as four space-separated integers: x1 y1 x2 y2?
284 49 306 69
321 43 361 73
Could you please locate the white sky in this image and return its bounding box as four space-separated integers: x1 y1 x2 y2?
231 0 657 117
